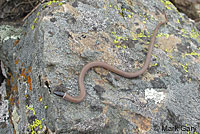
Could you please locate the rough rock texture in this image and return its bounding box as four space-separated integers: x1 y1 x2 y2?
0 61 12 134
170 0 200 20
0 0 200 134
170 0 200 30
0 0 39 23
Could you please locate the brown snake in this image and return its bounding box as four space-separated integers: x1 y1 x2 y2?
53 12 168 103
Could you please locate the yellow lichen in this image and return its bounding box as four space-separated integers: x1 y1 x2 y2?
182 50 200 59
34 18 38 24
36 12 40 16
118 12 124 17
181 28 187 34
39 96 42 103
190 28 200 42
115 45 120 48
28 119 43 134
128 14 132 18
32 1 63 29
152 63 158 66
132 36 137 40
122 45 126 49
58 2 63 6
112 32 128 44
31 25 34 30
137 30 147 38
160 0 174 10
180 63 189 72
114 5 118 10
152 54 158 59
47 1 52 5
157 33 169 39
177 19 180 23
154 44 158 47
111 4 135 19
26 105 35 115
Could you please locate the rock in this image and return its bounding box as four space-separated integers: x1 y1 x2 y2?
0 0 200 134
170 0 200 30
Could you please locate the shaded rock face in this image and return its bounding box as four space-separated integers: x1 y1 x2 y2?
0 0 200 134
170 0 200 30
170 0 200 20
0 0 39 23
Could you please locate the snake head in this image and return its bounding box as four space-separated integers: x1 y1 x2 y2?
53 91 65 97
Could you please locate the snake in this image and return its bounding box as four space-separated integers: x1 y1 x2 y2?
53 12 168 103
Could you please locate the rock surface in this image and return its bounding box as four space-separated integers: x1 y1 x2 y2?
170 0 200 30
0 0 200 134
170 0 200 20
